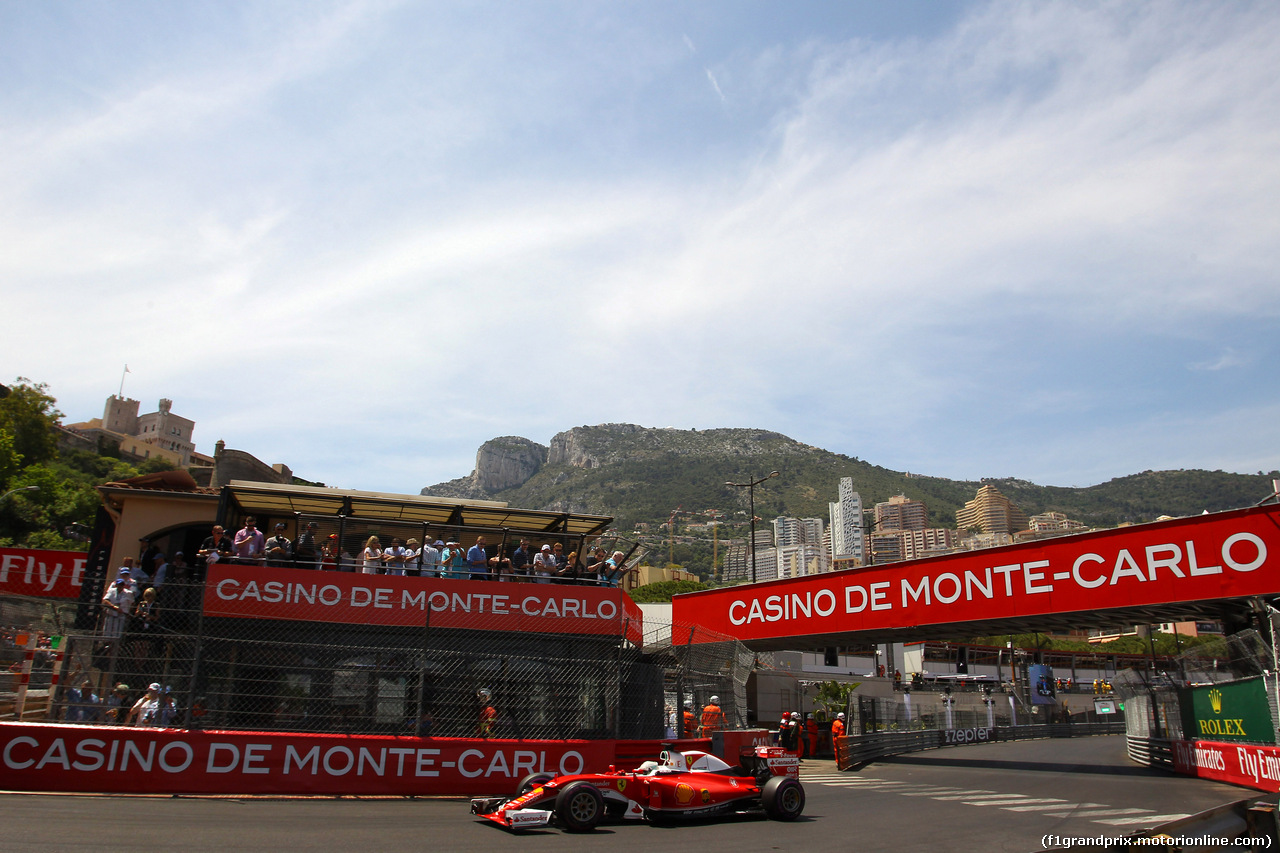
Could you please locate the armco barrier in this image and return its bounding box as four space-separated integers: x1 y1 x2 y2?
837 722 1126 769
0 722 708 797
1126 735 1176 770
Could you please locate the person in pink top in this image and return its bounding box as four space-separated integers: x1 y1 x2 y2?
233 517 265 564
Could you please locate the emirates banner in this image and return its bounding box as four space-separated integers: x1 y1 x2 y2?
0 722 614 796
1172 738 1280 793
0 548 88 600
203 565 644 643
673 505 1280 642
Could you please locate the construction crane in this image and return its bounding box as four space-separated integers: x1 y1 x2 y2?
667 506 683 566
706 509 723 581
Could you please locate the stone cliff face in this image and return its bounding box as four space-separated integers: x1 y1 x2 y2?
422 424 799 499
474 436 547 492
547 423 643 469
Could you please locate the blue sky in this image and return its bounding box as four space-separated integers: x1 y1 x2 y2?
4 1 1278 495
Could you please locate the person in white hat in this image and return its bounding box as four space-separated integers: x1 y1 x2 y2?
100 561 138 640
442 540 466 579
832 712 848 768
476 688 497 738
126 683 162 726
533 544 556 584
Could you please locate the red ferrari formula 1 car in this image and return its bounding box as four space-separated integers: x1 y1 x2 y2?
470 745 804 832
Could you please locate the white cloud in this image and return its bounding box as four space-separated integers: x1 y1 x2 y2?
4 1 1278 494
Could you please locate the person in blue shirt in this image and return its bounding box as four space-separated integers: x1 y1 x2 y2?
602 551 630 587
511 539 531 580
442 540 467 579
466 536 489 580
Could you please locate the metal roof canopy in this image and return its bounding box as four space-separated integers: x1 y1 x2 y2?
221 481 613 538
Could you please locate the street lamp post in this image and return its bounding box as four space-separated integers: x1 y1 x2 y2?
0 485 38 503
725 471 779 584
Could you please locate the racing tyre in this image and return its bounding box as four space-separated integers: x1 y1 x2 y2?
555 781 605 832
515 772 556 796
761 776 805 821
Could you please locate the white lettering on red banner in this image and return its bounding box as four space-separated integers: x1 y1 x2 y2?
203 566 642 642
674 506 1279 641
0 723 612 796
1173 738 1280 792
0 548 87 600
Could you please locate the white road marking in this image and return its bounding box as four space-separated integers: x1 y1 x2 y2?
1094 814 1191 826
804 773 1185 830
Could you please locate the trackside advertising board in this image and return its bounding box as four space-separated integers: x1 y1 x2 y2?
0 547 88 600
1173 738 1280 793
1178 677 1275 745
0 723 615 796
672 504 1280 643
203 565 644 643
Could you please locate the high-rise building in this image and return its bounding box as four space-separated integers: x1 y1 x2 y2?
724 530 778 583
772 516 823 548
727 517 830 581
956 485 1029 535
829 477 865 566
875 494 928 532
777 542 829 578
772 516 802 548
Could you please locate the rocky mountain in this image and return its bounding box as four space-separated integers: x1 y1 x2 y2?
422 424 1277 535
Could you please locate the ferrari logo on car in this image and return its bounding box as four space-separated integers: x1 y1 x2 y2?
701 788 711 803
617 779 627 793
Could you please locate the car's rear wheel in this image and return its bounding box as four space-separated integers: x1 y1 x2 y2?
556 781 605 832
515 772 555 797
761 776 804 821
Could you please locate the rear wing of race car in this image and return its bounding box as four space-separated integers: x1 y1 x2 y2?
737 745 799 781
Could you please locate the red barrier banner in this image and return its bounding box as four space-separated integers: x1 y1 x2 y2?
203 565 644 642
673 505 1280 643
0 548 87 600
1172 738 1280 792
0 722 617 796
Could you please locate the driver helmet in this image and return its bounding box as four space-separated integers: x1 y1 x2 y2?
638 760 660 774
708 695 719 705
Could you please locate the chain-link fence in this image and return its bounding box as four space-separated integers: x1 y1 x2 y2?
642 618 761 736
1114 615 1280 744
845 692 1016 734
8 576 751 741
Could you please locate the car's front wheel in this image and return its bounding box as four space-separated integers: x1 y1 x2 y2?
515 772 556 797
556 781 605 832
761 776 805 821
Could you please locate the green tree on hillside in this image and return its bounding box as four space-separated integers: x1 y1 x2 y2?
628 579 707 602
0 378 61 469
0 378 167 550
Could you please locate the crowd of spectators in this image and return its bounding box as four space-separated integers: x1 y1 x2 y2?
199 518 636 586
11 520 635 728
58 676 183 726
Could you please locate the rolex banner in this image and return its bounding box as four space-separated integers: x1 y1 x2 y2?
1178 676 1275 745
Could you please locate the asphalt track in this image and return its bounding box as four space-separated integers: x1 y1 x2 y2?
0 735 1257 853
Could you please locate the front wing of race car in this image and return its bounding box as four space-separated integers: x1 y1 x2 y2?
471 778 648 831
